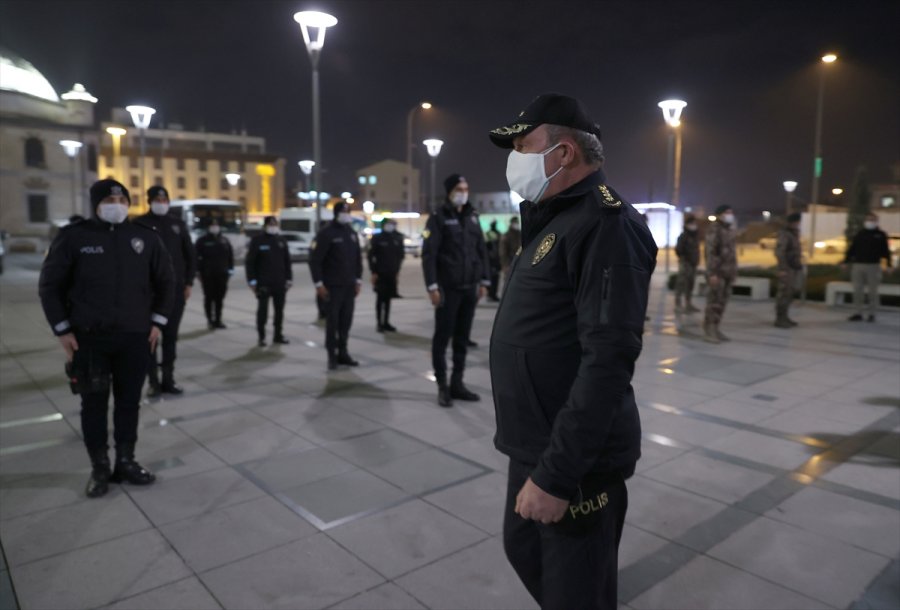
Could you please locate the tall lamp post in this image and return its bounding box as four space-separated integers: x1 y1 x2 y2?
783 180 798 215
59 140 83 216
658 99 686 209
125 105 156 209
809 53 837 258
406 102 432 214
105 126 127 184
293 10 337 230
423 138 444 214
298 159 315 200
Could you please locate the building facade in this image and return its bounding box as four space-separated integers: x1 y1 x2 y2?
354 159 420 213
470 191 519 215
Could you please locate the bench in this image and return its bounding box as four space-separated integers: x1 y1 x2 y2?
825 281 900 306
695 276 771 301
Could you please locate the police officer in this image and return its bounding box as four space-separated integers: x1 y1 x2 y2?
136 186 195 396
368 217 405 332
39 179 175 498
422 174 490 407
774 212 803 328
674 213 701 314
844 212 893 322
195 219 234 330
485 220 502 302
488 93 657 609
704 204 738 344
246 216 292 347
310 202 363 369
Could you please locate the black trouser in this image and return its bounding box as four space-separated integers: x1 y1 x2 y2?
503 459 627 610
375 274 397 327
150 292 184 382
488 266 500 300
432 285 477 385
201 273 229 324
325 284 355 355
74 331 148 453
256 287 286 340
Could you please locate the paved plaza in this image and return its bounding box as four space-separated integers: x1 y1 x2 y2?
0 251 898 610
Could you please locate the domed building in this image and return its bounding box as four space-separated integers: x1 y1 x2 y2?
0 47 99 238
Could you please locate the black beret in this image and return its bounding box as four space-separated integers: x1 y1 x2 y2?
147 186 169 202
489 93 602 149
714 204 732 216
263 215 277 225
787 212 802 223
443 174 466 194
333 201 348 216
90 179 131 206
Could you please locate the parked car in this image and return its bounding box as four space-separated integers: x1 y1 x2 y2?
813 236 847 254
404 232 423 257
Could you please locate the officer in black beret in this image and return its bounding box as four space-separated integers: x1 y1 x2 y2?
39 179 175 497
368 217 405 332
246 216 293 346
195 219 234 330
488 93 657 608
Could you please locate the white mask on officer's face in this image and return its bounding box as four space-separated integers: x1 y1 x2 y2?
450 192 467 207
337 212 352 224
864 221 878 230
209 225 221 235
265 226 279 235
150 202 169 216
383 224 396 233
720 213 735 225
506 143 564 203
98 203 128 224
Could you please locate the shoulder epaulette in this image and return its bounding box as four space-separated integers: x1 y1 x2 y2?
596 184 623 208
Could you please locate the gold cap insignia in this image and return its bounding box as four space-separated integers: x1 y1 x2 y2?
490 123 532 136
598 185 622 207
422 229 431 239
310 240 317 251
532 233 556 266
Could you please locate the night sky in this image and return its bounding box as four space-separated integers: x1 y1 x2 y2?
2 0 898 217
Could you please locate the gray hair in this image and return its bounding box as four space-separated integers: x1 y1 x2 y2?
545 124 604 167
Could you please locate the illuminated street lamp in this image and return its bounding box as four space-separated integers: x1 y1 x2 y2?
831 187 843 196
125 105 156 206
105 126 127 183
225 172 241 187
809 52 838 257
293 10 337 229
406 101 432 214
423 138 444 214
783 180 798 215
658 99 686 209
59 140 83 215
298 159 315 195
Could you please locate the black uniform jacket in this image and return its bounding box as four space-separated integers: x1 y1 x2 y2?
135 212 196 287
490 171 658 500
195 233 234 278
309 222 363 287
367 231 405 277
39 218 175 336
844 228 892 266
421 201 490 290
246 233 292 289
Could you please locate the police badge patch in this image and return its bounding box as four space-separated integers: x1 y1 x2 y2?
172 224 181 235
532 233 556 266
131 238 144 254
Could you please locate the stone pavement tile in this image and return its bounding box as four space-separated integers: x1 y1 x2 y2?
821 459 900 501
625 476 727 541
159 496 316 572
721 385 810 410
149 393 240 419
240 447 356 492
202 423 316 465
395 536 538 610
758 410 867 438
641 412 738 447
619 525 668 569
199 534 384 610
337 397 435 427
388 410 493 447
126 466 265 526
0 438 90 482
818 385 896 407
628 555 829 610
0 492 150 566
848 559 900 610
10 529 191 610
424 471 507 535
0 471 90 521
642 373 742 398
766 486 900 558
328 499 488 579
443 436 508 473
104 576 222 610
784 398 893 427
775 368 862 388
630 383 710 409
330 582 425 609
175 409 273 443
0 401 61 423
368 448 487 496
700 361 789 386
281 468 408 525
743 376 831 399
0 415 79 446
847 371 900 396
325 429 430 468
284 405 386 443
642 451 775 504
0 569 15 610
706 430 820 471
708 516 890 608
634 438 689 473
139 436 227 481
686 396 781 424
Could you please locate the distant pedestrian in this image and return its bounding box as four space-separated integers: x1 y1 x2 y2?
499 216 521 295
674 213 700 314
368 217 405 332
246 216 292 346
844 212 892 322
485 220 502 302
774 213 803 328
195 219 234 330
703 204 737 343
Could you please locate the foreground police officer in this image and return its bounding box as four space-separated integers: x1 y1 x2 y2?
310 202 363 369
39 179 175 497
136 186 195 396
368 217 405 332
488 93 657 609
195 219 234 330
422 174 490 407
246 216 292 346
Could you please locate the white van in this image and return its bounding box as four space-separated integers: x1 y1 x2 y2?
278 207 333 261
168 199 247 261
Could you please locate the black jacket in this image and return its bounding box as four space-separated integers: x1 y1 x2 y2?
844 228 892 266
421 201 490 290
135 212 196 287
675 229 700 267
246 232 292 289
367 230 405 276
39 218 175 336
195 233 234 278
309 222 363 287
490 171 657 500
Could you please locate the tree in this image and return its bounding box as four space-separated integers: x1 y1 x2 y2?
845 165 870 246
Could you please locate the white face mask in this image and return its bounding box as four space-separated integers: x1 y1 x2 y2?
97 203 128 224
720 213 735 225
864 221 878 230
150 202 169 216
337 212 352 224
383 224 396 233
450 192 467 207
506 143 563 202
265 226 279 235
209 225 221 235
686 224 697 231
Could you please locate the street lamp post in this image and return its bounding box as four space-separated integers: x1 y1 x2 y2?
783 180 798 215
658 99 686 275
59 140 83 216
125 105 156 209
406 102 432 214
105 126 127 184
423 138 444 214
293 10 337 230
298 159 315 198
809 53 837 258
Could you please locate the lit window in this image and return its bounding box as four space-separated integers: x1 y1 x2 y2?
368 175 377 185
358 176 366 185
881 196 896 208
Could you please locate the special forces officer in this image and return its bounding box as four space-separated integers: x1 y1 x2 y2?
674 213 701 314
422 174 490 407
39 179 175 497
136 185 195 396
246 216 292 347
703 204 738 344
488 93 657 609
310 202 363 369
774 212 803 328
368 217 405 332
195 219 234 330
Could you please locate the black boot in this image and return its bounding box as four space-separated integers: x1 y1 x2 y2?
437 382 453 408
146 365 162 398
337 352 359 366
382 322 397 332
273 335 290 344
328 353 338 370
450 374 480 401
85 449 111 498
161 367 184 395
110 444 156 486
